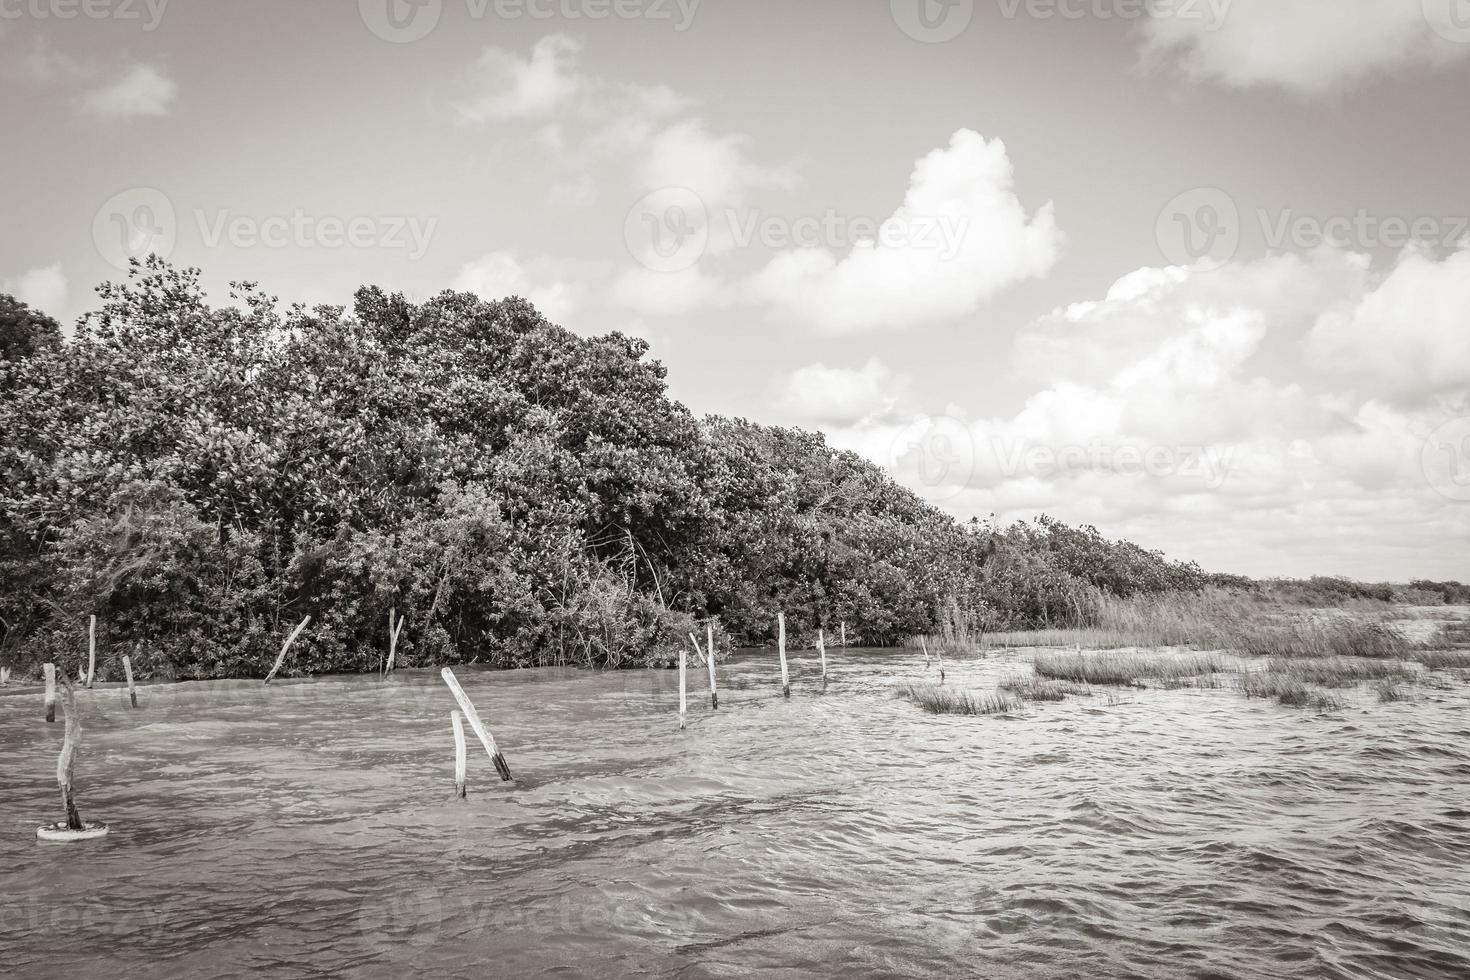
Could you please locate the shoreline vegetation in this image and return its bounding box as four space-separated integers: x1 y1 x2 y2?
4 260 1469 689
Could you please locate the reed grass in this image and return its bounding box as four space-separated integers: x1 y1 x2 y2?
1032 650 1227 686
998 675 1091 702
1238 672 1345 710
1407 649 1470 670
896 683 1018 716
1375 681 1412 703
1264 657 1417 687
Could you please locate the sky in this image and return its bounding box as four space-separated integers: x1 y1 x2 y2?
2 0 1469 580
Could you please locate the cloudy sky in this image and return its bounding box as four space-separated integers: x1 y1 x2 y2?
3 0 1469 580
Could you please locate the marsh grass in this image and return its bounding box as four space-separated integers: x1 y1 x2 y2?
1408 649 1470 670
998 675 1092 702
896 683 1018 716
1264 657 1417 687
1375 681 1412 703
1032 650 1228 687
1238 671 1346 710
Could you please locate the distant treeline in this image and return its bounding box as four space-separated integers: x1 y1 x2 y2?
0 260 1461 679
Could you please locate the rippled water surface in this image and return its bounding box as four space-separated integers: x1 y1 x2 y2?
2 649 1468 979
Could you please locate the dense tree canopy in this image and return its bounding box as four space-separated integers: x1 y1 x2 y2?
0 259 1217 680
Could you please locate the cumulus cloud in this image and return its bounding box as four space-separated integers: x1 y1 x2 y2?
452 251 587 324
454 34 584 122
776 358 910 427
813 246 1470 578
637 118 794 207
1141 0 1470 95
749 130 1062 334
80 62 177 119
3 264 68 315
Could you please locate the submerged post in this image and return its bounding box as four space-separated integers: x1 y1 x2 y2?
122 655 138 708
451 710 468 799
263 616 311 684
37 679 109 841
921 636 931 668
818 628 828 691
44 663 56 723
86 615 96 688
706 623 719 710
778 612 790 698
440 668 512 782
679 646 688 731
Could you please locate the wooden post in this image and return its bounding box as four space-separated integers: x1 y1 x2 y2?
921 635 932 668
263 616 311 684
778 612 790 698
706 622 718 710
818 628 827 691
687 632 706 667
0 666 9 687
44 663 56 723
37 678 108 840
384 607 405 678
440 668 512 781
841 621 847 648
86 615 96 688
678 646 687 731
451 710 468 799
122 655 138 708
937 645 946 684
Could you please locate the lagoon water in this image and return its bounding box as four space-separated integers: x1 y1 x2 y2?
2 649 1468 979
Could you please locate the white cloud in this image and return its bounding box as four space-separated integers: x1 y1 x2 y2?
4 264 68 314
80 63 177 119
1141 0 1470 95
637 118 794 207
454 34 584 123
1306 246 1470 400
776 358 910 427
452 251 586 324
749 130 1062 334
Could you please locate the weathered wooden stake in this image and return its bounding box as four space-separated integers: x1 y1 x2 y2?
778 612 790 698
44 663 56 723
263 616 311 684
85 615 96 688
384 608 405 677
451 710 468 799
37 679 109 841
921 636 932 668
937 645 946 684
122 655 138 708
678 646 688 731
687 632 707 667
818 628 828 691
706 622 719 710
0 666 9 687
440 668 512 782
841 621 847 648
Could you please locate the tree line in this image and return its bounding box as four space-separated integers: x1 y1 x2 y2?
1 258 1408 681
